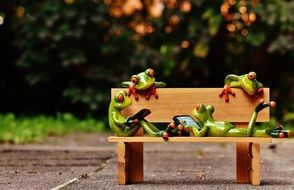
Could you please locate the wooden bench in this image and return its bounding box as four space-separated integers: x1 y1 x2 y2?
108 88 274 186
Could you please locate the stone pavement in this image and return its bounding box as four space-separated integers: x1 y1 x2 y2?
0 132 294 190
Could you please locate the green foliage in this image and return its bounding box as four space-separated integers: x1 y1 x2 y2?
0 0 293 119
0 113 106 144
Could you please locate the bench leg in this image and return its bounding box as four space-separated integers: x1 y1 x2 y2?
117 129 144 185
249 143 260 186
236 142 260 186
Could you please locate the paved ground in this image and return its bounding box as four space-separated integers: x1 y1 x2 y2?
0 132 294 190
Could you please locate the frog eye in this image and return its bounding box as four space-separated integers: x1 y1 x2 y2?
149 69 155 77
116 93 124 103
131 76 138 84
248 72 256 80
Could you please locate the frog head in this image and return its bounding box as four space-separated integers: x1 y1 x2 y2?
192 104 215 125
110 90 132 111
130 68 156 90
241 71 263 95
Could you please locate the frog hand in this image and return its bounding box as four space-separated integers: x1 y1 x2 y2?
253 88 264 99
146 85 159 100
128 85 139 101
125 117 139 127
219 84 236 102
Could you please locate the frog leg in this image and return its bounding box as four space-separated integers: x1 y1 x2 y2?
139 119 166 137
185 125 208 137
246 100 276 136
227 128 248 137
120 124 141 137
145 85 158 100
111 112 141 136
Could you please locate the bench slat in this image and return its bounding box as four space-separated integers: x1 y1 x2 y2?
111 88 270 122
108 136 272 143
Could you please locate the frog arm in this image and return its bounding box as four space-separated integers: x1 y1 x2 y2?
154 81 166 88
186 125 208 137
121 82 139 100
140 119 163 137
121 81 132 87
224 74 241 87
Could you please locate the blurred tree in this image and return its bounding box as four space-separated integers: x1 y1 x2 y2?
0 0 293 118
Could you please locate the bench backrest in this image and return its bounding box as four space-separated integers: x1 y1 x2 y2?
111 88 270 124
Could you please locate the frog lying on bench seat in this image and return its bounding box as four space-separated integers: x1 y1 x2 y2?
184 100 280 137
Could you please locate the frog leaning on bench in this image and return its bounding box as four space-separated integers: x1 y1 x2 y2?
121 68 166 101
219 71 264 102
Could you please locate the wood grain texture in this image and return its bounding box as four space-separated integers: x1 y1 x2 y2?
128 128 144 183
250 143 261 186
236 142 250 183
111 88 270 122
272 138 294 143
108 136 272 143
117 142 129 185
117 129 144 184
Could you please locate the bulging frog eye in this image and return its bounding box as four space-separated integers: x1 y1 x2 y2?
116 93 124 103
149 69 155 77
248 72 256 80
131 76 138 84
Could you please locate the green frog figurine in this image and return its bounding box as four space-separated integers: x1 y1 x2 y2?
185 99 277 137
219 72 264 102
109 90 168 138
122 68 166 100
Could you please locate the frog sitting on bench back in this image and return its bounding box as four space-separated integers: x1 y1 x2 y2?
185 99 279 137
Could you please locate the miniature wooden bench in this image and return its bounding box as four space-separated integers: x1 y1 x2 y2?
108 88 273 186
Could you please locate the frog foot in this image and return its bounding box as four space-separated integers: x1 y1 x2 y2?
255 99 276 112
266 126 292 138
146 85 159 100
128 85 139 100
162 131 169 140
219 84 235 102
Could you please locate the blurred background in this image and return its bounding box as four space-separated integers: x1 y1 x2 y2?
0 0 293 143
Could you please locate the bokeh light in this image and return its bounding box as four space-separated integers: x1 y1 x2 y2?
0 15 4 25
220 0 259 36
